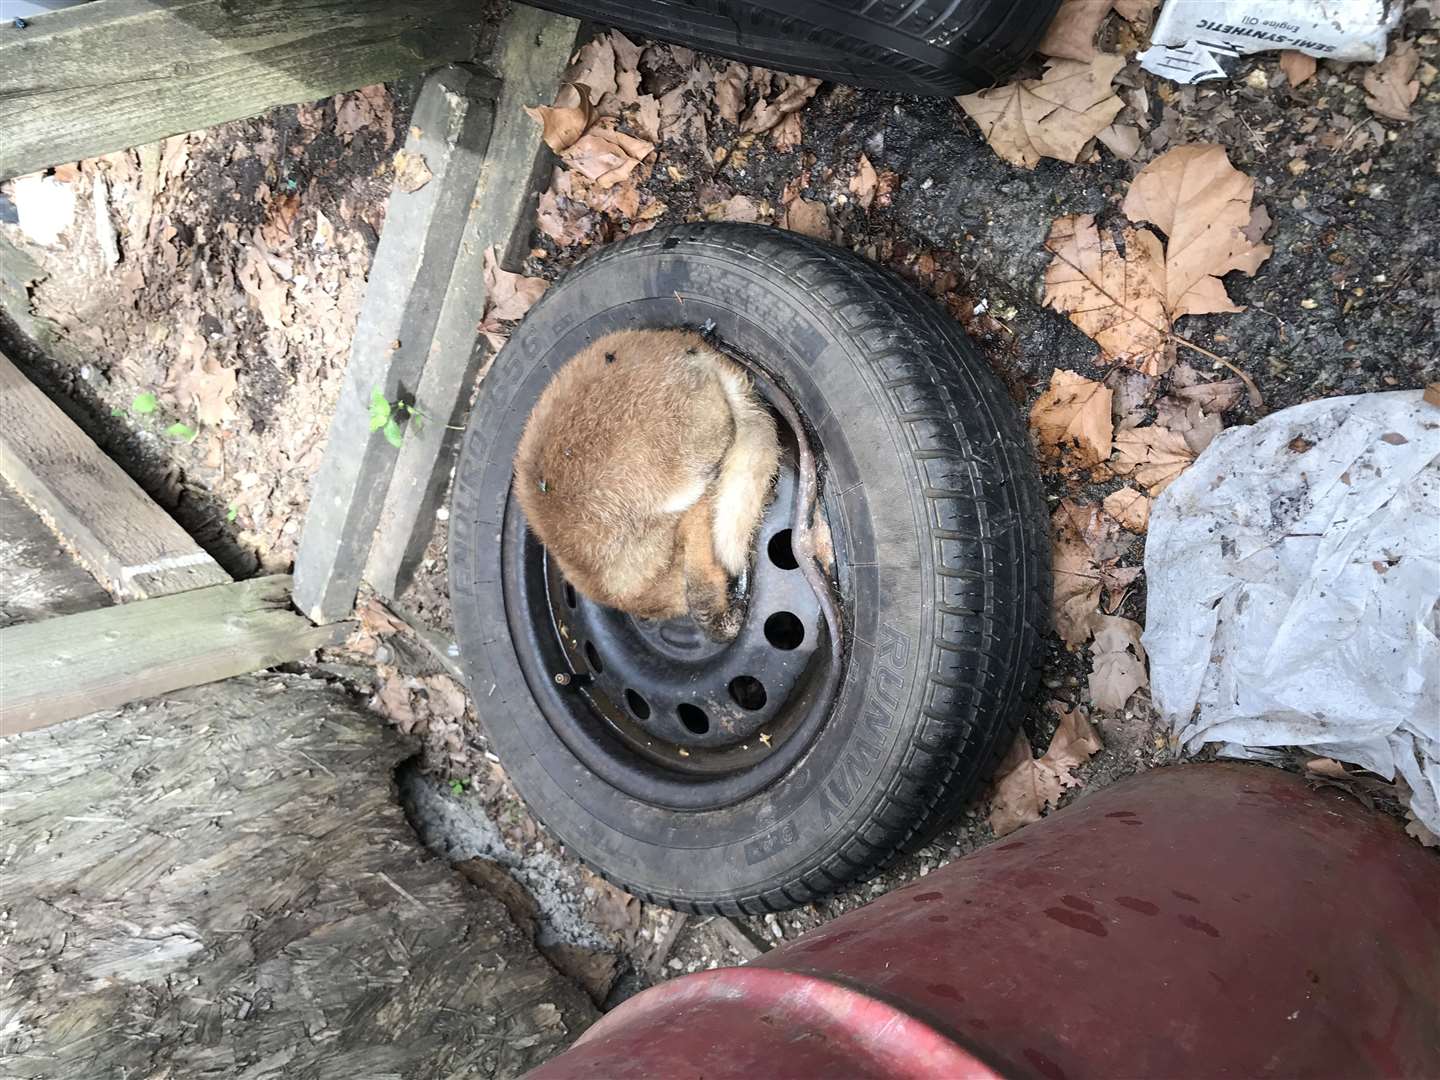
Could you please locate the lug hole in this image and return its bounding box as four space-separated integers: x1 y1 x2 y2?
584 640 603 674
677 703 710 735
624 689 651 720
764 611 805 651
768 529 798 570
728 676 767 711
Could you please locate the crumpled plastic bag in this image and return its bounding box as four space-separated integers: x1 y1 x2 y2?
1144 390 1440 836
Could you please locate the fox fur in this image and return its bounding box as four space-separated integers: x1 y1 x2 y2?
514 329 780 640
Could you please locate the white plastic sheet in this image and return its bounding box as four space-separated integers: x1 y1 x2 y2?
1144 390 1440 835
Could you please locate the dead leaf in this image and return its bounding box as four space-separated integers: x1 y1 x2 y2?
581 868 643 945
170 353 238 428
1030 368 1114 469
1103 486 1150 532
1406 811 1440 848
526 84 595 153
1097 122 1140 159
849 154 879 209
1122 145 1272 319
1106 368 1155 430
1305 757 1349 779
1363 42 1419 121
1279 50 1317 87
1038 0 1158 60
392 149 433 194
562 126 654 188
1424 383 1440 408
988 704 1103 836
569 37 618 103
1169 363 1244 411
741 74 821 134
957 54 1125 169
772 112 804 151
1051 499 1125 648
1155 395 1223 454
335 84 395 147
482 247 548 322
1088 614 1148 711
781 197 832 241
705 194 762 223
536 187 597 247
373 665 418 733
1112 424 1194 494
423 673 468 723
1043 214 1171 373
715 62 749 123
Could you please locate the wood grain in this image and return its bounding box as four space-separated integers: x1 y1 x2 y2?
0 352 229 598
0 675 598 1075
0 575 347 734
0 0 486 180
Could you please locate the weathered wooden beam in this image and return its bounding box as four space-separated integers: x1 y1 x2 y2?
0 575 349 734
0 352 230 599
365 6 580 601
0 0 489 181
292 65 496 624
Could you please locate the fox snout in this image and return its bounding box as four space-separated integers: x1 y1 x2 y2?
513 329 780 641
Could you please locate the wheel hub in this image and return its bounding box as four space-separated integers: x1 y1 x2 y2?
547 455 823 753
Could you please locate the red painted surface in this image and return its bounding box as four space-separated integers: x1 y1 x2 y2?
529 764 1440 1079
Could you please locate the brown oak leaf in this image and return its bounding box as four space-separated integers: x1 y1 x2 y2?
957 54 1125 169
1102 486 1150 533
525 84 595 153
1051 499 1127 649
561 126 654 188
482 247 548 323
1279 50 1317 87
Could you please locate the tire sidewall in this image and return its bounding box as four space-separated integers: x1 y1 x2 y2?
450 232 936 905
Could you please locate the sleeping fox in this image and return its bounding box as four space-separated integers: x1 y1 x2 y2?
514 329 780 641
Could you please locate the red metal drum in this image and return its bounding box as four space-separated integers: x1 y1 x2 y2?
528 763 1440 1079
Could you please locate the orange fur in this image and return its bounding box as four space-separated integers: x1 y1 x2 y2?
514 329 780 639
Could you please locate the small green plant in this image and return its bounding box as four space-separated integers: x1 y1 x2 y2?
119 390 200 443
449 778 466 797
370 386 426 449
226 504 239 523
165 421 198 443
131 391 158 415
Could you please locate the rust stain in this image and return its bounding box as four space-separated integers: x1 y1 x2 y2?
1178 913 1221 938
1044 907 1108 937
1115 896 1159 916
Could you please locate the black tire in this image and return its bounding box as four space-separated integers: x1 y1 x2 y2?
524 0 1061 96
449 223 1048 914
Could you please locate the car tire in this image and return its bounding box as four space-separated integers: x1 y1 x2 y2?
449 223 1048 914
525 0 1062 96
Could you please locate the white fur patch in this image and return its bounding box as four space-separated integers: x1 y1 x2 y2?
660 479 706 514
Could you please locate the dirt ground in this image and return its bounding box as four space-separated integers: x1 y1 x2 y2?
3 0 1436 1010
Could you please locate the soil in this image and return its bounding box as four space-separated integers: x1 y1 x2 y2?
3 2 1436 1014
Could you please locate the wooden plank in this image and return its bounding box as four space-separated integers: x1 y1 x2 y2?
365 6 580 600
292 66 496 624
0 476 112 628
0 575 349 735
0 0 489 180
0 352 230 599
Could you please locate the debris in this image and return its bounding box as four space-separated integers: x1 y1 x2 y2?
1111 424 1195 494
1146 0 1400 81
568 37 618 103
392 149 433 194
1044 145 1269 374
1278 50 1316 87
1103 486 1151 532
704 194 763 223
334 84 395 147
848 154 879 209
1122 144 1271 321
988 703 1103 836
958 54 1125 168
1050 499 1128 649
1088 614 1148 711
714 62 749 124
781 196 832 241
740 74 821 134
11 172 76 246
561 126 654 188
1363 42 1420 122
482 247 549 323
526 84 596 153
1145 390 1440 839
1155 395 1223 454
92 173 120 269
1038 0 1158 62
1029 368 1114 469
